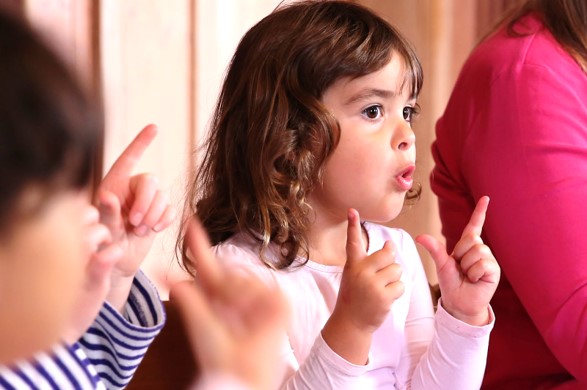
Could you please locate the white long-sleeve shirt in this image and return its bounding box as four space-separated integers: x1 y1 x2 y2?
0 271 164 389
212 222 494 389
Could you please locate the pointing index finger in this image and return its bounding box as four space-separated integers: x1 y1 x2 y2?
108 124 158 177
461 196 490 239
345 208 367 266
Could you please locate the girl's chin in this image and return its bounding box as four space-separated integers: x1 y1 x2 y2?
358 206 403 224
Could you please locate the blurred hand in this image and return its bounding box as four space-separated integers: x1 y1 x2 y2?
63 205 123 343
171 218 287 390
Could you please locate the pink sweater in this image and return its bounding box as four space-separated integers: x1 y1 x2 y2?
431 14 587 389
212 223 493 389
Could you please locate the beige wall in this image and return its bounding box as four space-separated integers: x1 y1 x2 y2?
20 0 512 296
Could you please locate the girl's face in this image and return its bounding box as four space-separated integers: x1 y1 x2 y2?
0 189 88 363
310 55 417 224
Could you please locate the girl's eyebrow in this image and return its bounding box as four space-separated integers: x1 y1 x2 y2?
344 88 396 106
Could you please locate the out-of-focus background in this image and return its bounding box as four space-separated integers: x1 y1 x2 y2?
6 0 518 297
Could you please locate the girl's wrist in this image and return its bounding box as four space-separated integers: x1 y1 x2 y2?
441 301 490 326
321 309 373 365
106 273 135 314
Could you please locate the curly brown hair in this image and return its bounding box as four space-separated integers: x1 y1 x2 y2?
178 0 423 274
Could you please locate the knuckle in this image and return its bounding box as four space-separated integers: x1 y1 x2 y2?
159 191 170 204
462 232 481 244
394 281 405 297
139 173 160 187
391 263 403 276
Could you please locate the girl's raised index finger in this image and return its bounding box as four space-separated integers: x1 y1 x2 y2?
461 196 490 239
345 208 367 265
108 124 158 177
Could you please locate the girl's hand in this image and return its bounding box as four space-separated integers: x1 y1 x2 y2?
323 208 404 364
63 205 123 343
337 208 405 332
416 196 500 326
172 218 286 390
96 124 176 312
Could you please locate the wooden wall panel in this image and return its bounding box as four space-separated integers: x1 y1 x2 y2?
194 0 280 152
99 0 195 295
24 0 97 88
23 0 103 190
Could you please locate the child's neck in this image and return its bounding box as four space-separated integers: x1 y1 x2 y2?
306 213 369 267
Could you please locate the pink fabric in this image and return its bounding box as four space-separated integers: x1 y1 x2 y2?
212 223 493 389
431 14 587 389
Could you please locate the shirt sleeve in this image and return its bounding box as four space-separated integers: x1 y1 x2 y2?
0 343 105 389
281 333 369 389
78 270 166 389
459 62 587 381
394 230 493 389
407 301 494 390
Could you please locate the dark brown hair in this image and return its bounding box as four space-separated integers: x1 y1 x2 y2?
0 9 102 231
179 0 423 274
506 0 587 71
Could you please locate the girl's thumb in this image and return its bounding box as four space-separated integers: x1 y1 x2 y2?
415 234 450 271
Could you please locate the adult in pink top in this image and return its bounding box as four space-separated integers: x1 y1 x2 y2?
431 1 587 388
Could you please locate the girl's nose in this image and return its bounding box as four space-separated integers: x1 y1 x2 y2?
393 121 415 151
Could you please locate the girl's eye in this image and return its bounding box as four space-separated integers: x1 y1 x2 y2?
362 105 382 119
403 105 420 123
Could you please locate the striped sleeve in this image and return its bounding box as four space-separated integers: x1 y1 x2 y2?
79 270 166 390
0 343 105 390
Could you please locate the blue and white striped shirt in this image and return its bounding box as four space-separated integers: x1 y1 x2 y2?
0 271 165 389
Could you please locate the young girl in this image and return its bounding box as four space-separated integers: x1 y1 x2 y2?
179 1 500 388
0 8 174 389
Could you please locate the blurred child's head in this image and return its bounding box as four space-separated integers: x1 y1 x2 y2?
182 0 422 272
0 8 102 363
